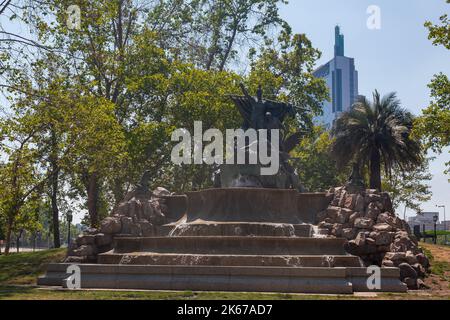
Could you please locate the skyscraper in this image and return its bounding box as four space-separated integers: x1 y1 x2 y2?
313 26 359 129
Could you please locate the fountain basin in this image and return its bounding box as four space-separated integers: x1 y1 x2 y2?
169 222 312 237
98 253 363 267
182 188 330 224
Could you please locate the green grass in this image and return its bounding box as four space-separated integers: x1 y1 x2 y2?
0 287 366 300
420 244 450 289
0 249 66 285
430 261 450 288
424 231 450 236
1 286 449 300
0 249 360 300
420 244 450 282
421 246 434 262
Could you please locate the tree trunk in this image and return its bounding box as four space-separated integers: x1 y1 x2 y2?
4 215 13 255
50 129 61 248
205 8 224 70
50 169 61 248
113 177 125 206
16 229 23 253
219 24 238 71
369 148 382 191
87 172 100 228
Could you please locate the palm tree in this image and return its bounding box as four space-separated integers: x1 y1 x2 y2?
331 90 422 191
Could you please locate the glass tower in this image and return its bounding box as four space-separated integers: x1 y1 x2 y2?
313 26 359 129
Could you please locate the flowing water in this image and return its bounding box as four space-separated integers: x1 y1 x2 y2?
311 225 329 239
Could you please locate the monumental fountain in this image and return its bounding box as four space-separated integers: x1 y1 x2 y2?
38 86 428 293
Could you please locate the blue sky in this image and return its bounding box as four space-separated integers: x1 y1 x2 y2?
280 0 450 219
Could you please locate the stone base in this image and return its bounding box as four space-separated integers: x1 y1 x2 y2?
112 236 349 255
39 234 407 294
38 264 406 294
97 253 363 267
38 187 411 294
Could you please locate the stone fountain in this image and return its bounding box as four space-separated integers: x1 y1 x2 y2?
38 86 409 293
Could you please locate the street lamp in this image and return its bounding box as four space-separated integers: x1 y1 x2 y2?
67 210 73 247
436 205 447 244
433 214 439 245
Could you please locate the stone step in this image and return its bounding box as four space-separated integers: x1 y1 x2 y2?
38 263 352 294
168 222 313 237
97 253 363 267
113 237 348 255
37 263 407 294
346 267 407 292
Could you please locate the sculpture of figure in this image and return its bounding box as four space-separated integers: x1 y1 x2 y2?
231 83 294 132
264 111 283 146
346 161 365 193
136 170 152 195
225 84 307 192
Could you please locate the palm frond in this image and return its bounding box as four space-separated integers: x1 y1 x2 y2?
330 90 423 188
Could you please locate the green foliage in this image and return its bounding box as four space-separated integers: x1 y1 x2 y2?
414 74 450 176
424 2 450 50
331 91 423 191
415 2 450 176
291 126 348 192
148 0 289 70
424 230 450 236
382 156 433 212
0 114 48 252
420 246 435 262
0 1 327 242
247 31 329 131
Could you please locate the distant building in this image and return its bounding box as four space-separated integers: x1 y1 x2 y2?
441 221 450 232
313 26 359 129
408 212 442 232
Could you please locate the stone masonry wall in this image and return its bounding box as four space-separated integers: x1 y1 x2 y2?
316 186 430 290
66 187 171 263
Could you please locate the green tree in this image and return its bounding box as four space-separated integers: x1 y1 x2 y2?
149 0 289 71
0 0 330 232
414 74 450 176
382 156 433 213
414 3 450 175
10 193 43 252
0 117 47 254
291 126 348 192
424 1 450 50
331 91 423 191
161 64 242 191
247 31 329 123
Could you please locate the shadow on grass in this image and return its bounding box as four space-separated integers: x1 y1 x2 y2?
0 286 37 299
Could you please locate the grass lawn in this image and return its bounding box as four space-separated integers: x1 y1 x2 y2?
420 243 450 292
0 245 449 300
0 248 66 285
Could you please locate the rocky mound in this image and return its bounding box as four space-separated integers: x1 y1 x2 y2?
66 187 171 263
316 187 430 290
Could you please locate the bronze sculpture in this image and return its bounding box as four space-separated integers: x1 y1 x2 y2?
220 84 306 191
